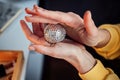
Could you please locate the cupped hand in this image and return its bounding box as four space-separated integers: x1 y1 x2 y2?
25 5 104 47
20 20 96 74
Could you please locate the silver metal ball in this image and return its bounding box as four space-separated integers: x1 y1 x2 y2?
44 24 66 43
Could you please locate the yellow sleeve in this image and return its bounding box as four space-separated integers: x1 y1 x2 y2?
79 60 119 80
94 24 120 60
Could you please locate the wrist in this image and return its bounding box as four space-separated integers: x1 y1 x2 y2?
75 49 96 74
64 47 96 74
95 29 111 48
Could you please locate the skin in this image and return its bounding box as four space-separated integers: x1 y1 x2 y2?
25 5 111 47
20 20 96 74
20 5 111 74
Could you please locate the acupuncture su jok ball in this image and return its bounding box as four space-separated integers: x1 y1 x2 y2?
43 24 66 44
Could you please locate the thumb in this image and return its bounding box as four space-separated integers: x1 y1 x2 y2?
28 44 52 55
83 11 98 36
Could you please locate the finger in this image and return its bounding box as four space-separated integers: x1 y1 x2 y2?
29 44 56 57
25 8 38 15
34 5 83 28
29 43 66 59
20 20 50 46
25 5 42 16
32 23 43 37
25 16 58 24
83 11 98 36
20 20 32 37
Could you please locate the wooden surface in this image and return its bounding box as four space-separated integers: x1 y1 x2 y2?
0 50 24 80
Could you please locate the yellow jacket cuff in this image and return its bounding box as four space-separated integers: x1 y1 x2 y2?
79 60 109 80
94 24 120 59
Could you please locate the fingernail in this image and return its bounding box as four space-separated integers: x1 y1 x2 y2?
20 20 24 24
25 8 28 11
34 4 38 9
29 46 35 51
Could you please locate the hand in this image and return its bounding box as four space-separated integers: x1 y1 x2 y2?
24 5 110 47
20 20 96 74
